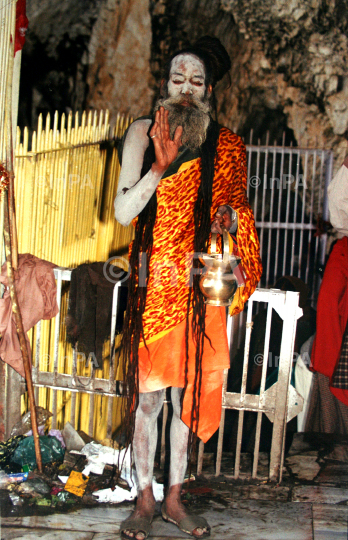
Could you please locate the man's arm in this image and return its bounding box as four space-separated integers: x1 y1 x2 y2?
114 119 161 226
114 108 182 227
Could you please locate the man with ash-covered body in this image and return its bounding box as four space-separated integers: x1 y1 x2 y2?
115 37 262 539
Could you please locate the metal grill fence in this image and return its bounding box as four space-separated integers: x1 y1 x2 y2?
246 142 333 299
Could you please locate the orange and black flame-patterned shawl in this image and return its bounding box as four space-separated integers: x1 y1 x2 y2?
137 127 262 347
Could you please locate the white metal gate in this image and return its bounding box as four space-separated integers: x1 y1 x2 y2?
198 288 302 481
246 143 333 298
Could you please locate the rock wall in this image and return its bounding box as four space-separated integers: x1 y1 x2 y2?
149 0 348 168
20 0 99 128
86 0 155 119
20 0 154 128
20 0 347 168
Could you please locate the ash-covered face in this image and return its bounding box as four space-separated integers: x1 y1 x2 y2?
155 53 213 150
167 54 209 101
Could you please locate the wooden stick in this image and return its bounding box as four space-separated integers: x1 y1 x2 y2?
2 191 43 472
3 15 18 271
2 3 41 469
7 141 18 272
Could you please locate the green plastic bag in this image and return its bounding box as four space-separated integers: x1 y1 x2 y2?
10 436 65 468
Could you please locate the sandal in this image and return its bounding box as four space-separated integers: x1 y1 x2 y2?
161 507 211 538
120 515 153 539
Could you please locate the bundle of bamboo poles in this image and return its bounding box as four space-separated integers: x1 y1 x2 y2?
14 110 133 439
15 110 133 266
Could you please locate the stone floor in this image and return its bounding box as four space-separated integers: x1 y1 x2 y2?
1 433 348 540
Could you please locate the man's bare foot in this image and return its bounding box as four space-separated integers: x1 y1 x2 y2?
162 484 210 537
121 486 156 540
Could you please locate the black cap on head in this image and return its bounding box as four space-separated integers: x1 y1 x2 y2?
164 35 231 88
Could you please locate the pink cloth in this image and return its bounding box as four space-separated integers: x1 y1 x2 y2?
0 254 58 377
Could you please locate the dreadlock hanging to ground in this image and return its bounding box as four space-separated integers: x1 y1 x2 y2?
114 36 262 540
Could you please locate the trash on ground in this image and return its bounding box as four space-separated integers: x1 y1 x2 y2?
0 471 28 486
58 475 68 483
64 470 89 497
0 430 165 509
92 476 163 503
48 429 66 448
56 449 87 476
11 436 65 468
93 485 137 503
183 474 196 483
35 497 51 506
77 430 94 446
62 422 85 451
10 407 52 437
57 490 72 503
81 442 132 482
8 492 24 506
0 436 25 472
24 426 46 437
99 438 119 449
20 477 51 496
51 485 64 495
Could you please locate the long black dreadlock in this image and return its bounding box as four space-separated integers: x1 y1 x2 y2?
118 36 231 453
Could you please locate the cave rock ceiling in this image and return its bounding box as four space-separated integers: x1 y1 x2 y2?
20 0 348 167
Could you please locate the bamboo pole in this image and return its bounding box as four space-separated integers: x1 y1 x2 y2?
3 187 43 471
4 28 18 271
2 0 42 469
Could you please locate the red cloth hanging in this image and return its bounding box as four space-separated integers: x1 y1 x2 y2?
14 0 28 55
311 237 348 405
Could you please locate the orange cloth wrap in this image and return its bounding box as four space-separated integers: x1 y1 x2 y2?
137 128 262 442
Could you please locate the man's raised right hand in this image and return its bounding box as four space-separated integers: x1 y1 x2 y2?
150 107 183 175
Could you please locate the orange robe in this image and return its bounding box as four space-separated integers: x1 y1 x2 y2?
138 128 262 442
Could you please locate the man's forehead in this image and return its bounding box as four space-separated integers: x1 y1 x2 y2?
169 53 206 77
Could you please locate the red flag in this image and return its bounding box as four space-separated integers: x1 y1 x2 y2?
14 0 28 54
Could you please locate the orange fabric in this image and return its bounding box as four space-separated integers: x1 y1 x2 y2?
139 306 229 443
136 128 262 441
140 128 262 344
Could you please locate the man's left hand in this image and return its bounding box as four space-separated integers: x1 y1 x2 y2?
211 205 233 233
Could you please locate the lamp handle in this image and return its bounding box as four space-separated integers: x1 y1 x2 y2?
211 227 230 264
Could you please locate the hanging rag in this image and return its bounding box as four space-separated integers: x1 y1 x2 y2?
65 262 127 366
0 253 58 377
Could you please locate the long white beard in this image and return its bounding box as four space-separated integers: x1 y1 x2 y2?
154 94 212 151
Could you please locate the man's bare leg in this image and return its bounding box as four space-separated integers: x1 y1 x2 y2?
162 387 209 537
123 389 165 540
